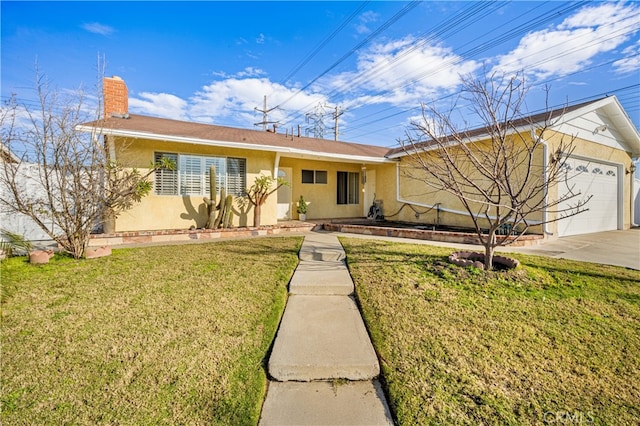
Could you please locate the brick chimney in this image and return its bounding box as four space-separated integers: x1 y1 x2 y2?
103 76 129 118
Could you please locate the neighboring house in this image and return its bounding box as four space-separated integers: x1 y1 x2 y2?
78 76 640 240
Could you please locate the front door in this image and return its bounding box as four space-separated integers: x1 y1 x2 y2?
363 169 376 217
277 168 292 220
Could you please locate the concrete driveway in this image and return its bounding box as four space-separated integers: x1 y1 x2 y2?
507 228 640 270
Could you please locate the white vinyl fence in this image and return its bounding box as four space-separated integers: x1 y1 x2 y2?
0 163 58 244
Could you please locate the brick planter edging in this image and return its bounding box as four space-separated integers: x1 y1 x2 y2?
448 251 520 270
323 223 543 247
29 249 55 264
88 223 317 247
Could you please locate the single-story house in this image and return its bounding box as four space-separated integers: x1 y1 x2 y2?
78 76 640 239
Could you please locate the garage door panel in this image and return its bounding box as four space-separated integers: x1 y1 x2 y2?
557 157 618 237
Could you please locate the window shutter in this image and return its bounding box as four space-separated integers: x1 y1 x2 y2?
154 152 178 195
227 158 246 196
180 155 203 195
204 157 226 196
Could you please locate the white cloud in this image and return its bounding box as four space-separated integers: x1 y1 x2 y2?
211 67 266 79
188 78 325 126
126 73 328 129
493 2 640 79
236 67 266 78
129 92 188 120
614 40 640 74
256 33 265 44
355 10 379 35
81 22 115 36
328 36 478 107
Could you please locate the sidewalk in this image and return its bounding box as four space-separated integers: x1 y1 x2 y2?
259 231 393 425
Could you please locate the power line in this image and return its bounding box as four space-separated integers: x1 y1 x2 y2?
275 1 421 113
341 2 638 137
279 1 370 85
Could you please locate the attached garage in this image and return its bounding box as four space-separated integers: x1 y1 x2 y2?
557 157 621 237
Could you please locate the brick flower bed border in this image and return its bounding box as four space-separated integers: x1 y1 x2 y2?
322 222 543 247
448 251 520 270
88 222 317 247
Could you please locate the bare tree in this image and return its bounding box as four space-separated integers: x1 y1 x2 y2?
400 72 589 270
0 68 172 259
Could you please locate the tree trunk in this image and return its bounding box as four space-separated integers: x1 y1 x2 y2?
253 204 261 227
102 207 116 234
484 232 496 270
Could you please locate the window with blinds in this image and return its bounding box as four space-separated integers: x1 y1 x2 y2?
336 171 360 205
154 152 178 195
154 152 246 197
226 157 247 196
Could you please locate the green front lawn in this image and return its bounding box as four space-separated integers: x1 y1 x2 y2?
1 238 301 425
341 238 640 425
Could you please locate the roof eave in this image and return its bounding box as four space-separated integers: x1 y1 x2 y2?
75 125 392 164
385 124 537 159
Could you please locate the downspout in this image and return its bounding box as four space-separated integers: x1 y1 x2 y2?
536 130 553 236
632 158 639 227
273 152 281 178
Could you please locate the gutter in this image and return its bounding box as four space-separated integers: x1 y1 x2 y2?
75 125 391 165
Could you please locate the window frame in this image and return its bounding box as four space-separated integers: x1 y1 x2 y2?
301 169 328 184
154 152 246 197
336 171 360 205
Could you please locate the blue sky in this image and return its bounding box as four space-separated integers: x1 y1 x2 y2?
2 1 639 147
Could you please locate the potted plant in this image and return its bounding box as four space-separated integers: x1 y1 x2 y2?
297 195 308 221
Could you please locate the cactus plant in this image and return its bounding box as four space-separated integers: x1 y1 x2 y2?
203 165 235 229
222 194 233 228
204 165 217 229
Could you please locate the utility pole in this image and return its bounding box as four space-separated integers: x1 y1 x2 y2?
304 103 344 140
330 104 344 141
254 95 279 130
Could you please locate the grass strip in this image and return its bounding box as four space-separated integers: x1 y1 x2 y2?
341 238 640 425
1 237 301 425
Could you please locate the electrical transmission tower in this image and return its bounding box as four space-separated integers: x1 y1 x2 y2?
305 103 327 139
254 95 279 131
305 103 344 140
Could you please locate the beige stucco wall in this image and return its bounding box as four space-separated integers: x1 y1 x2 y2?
388 133 544 232
278 158 367 219
388 129 634 235
113 137 279 232
110 126 634 235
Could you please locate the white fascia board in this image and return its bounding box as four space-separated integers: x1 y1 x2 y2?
76 125 392 164
386 124 536 159
548 97 640 155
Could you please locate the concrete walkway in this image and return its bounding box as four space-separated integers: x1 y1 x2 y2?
259 232 393 425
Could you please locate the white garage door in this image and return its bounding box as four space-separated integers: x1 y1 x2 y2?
557 157 619 237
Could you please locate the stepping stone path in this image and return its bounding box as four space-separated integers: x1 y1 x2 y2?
259 232 393 425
